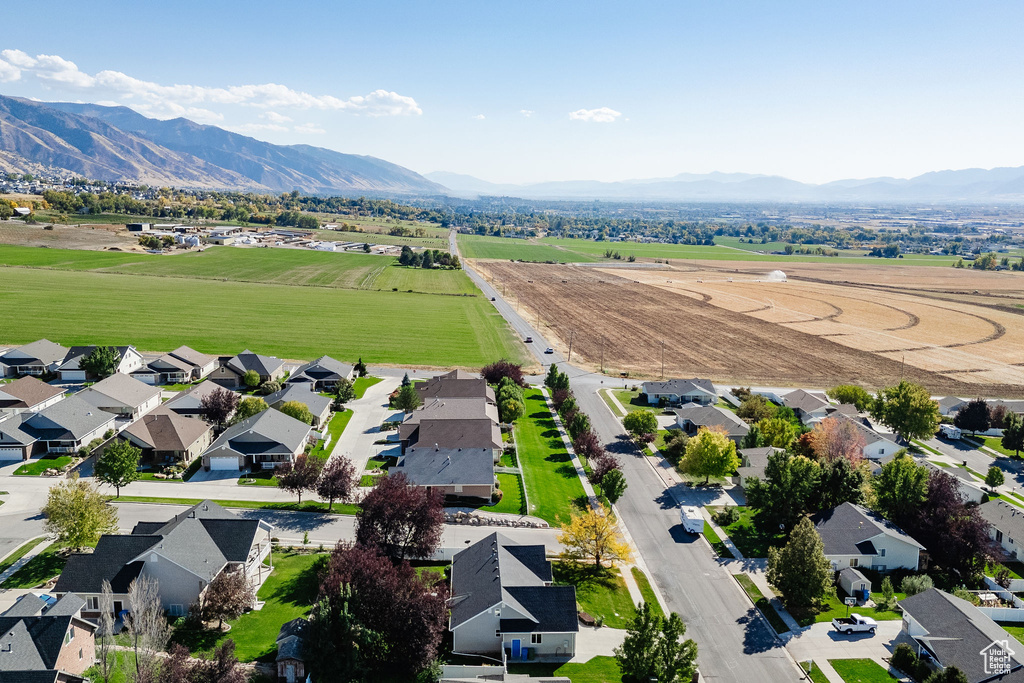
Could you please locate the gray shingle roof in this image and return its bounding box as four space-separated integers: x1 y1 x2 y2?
122 412 212 451
275 618 308 662
264 385 332 417
641 378 716 398
395 447 495 488
288 355 353 384
0 339 68 367
0 595 91 675
227 350 283 378
79 373 160 410
204 408 311 461
416 372 495 403
672 404 749 438
836 415 898 449
20 396 116 441
404 419 502 451
899 588 1024 683
782 389 830 414
812 502 923 557
450 533 575 635
404 398 499 424
167 345 216 369
163 381 236 414
979 500 1024 543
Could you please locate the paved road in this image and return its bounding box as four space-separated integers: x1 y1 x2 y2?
457 240 801 680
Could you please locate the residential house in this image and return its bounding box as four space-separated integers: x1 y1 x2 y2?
164 346 217 380
399 397 502 454
77 373 161 420
56 346 144 382
0 396 117 460
416 369 496 404
55 500 273 618
937 396 967 417
286 355 354 392
0 377 65 416
925 462 986 504
781 389 832 424
812 502 924 572
641 378 717 406
275 618 308 683
119 412 214 466
0 593 96 682
838 416 900 460
209 350 285 388
0 339 69 377
979 500 1024 560
736 446 784 485
160 381 237 421
449 533 578 661
201 408 312 471
672 404 749 444
393 446 497 500
131 345 216 385
263 384 333 430
899 588 1024 682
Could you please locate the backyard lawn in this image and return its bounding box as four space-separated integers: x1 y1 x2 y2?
14 455 75 476
309 410 352 460
611 389 662 414
352 376 383 399
711 506 784 558
1 544 72 588
791 589 906 627
492 473 526 515
172 551 325 662
828 658 895 682
507 655 621 682
514 390 587 525
553 562 635 629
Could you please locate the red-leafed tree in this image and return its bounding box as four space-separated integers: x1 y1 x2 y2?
911 470 996 579
158 641 246 683
356 472 444 561
573 429 605 461
480 359 526 387
552 388 572 411
202 570 254 628
317 456 357 511
316 543 448 678
808 417 866 465
201 387 239 428
589 452 622 487
276 454 323 505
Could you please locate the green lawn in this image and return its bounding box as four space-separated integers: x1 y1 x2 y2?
792 589 906 627
715 506 784 558
499 451 518 467
802 661 831 683
611 389 659 414
114 496 359 515
733 573 789 634
999 622 1024 642
1 544 70 588
0 252 526 369
172 551 324 662
553 563 635 629
514 390 587 525
631 567 666 620
0 537 46 576
703 521 734 559
360 474 381 487
507 655 621 682
309 409 353 460
828 658 895 683
365 457 389 470
457 234 598 262
352 376 383 399
238 469 279 486
600 389 625 417
972 435 1021 458
14 455 74 476
134 471 183 483
492 473 526 515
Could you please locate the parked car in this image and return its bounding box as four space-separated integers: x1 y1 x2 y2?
544 347 554 354
832 614 877 635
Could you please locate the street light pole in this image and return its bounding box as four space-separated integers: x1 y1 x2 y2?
568 329 575 363
661 341 665 379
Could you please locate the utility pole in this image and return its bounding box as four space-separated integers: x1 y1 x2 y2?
568 329 575 363
600 337 605 373
661 341 666 379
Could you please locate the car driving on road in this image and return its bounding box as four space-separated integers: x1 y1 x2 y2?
545 347 554 354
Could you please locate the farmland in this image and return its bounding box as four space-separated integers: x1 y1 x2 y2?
474 259 1024 395
456 234 597 262
0 247 526 368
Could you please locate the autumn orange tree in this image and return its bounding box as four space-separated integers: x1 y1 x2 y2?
558 507 631 568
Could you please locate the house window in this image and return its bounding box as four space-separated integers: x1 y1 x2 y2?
850 558 858 567
79 648 83 660
86 597 99 610
531 634 543 644
495 630 502 639
997 530 1004 543
64 626 75 644
169 604 185 617
879 549 886 557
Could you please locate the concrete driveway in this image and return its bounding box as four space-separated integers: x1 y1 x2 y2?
187 468 245 485
784 620 902 665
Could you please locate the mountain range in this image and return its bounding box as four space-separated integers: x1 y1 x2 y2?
0 95 444 195
426 167 1024 203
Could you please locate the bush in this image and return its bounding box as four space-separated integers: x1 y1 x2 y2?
952 586 980 605
901 574 934 596
891 643 918 677
714 506 740 527
259 381 282 395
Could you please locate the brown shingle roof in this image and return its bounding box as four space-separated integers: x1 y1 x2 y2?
0 377 64 409
123 412 212 451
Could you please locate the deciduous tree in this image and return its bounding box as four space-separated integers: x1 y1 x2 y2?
913 469 995 578
276 454 323 505
756 416 797 450
814 457 865 510
766 516 833 609
601 468 627 504
42 475 118 550
334 378 356 406
317 456 357 511
201 387 239 427
679 427 739 485
558 508 631 567
661 430 689 465
279 400 314 425
482 359 526 387
356 472 444 560
736 394 776 423
826 385 873 411
126 575 171 681
567 411 592 440
573 429 605 462
623 410 658 439
232 396 268 423
745 452 820 532
614 601 698 683
871 451 928 528
95 439 141 497
242 369 261 388
1002 412 1024 457
80 346 121 379
870 381 940 442
986 466 1006 488
202 569 255 628
808 417 866 465
954 399 990 436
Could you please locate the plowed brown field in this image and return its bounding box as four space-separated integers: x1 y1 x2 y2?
475 259 1024 396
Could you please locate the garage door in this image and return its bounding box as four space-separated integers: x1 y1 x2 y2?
62 371 87 381
208 456 239 471
0 447 23 460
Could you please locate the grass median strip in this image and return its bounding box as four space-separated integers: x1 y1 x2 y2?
309 409 353 460
733 573 789 634
114 495 359 515
703 521 734 559
631 567 666 620
352 376 383 399
0 537 46 577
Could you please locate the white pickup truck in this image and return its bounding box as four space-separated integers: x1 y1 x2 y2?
832 613 877 635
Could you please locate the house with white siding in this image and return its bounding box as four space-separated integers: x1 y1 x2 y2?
641 378 717 406
812 502 923 572
0 376 65 416
56 346 144 381
979 499 1024 560
0 339 69 377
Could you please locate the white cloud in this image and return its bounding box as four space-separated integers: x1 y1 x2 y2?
261 111 292 123
520 109 534 117
229 122 289 134
472 113 485 120
568 106 622 123
294 123 326 134
0 49 422 118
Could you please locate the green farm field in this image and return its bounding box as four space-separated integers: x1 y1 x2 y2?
456 234 597 262
0 255 526 368
0 245 477 295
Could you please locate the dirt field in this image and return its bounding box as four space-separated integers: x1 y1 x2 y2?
0 220 139 250
474 259 1024 397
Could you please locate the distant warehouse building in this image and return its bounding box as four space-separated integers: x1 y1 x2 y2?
126 223 152 232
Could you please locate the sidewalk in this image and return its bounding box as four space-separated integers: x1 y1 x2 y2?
0 537 53 585
541 387 600 506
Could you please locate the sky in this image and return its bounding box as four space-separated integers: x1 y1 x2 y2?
1 0 1023 185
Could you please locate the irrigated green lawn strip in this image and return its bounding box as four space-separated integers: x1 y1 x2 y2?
14 455 74 476
631 567 666 620
0 537 47 577
733 573 789 634
114 496 359 515
352 376 383 398
1 544 71 589
309 410 352 460
507 655 621 682
514 390 586 525
828 658 895 682
493 472 525 515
